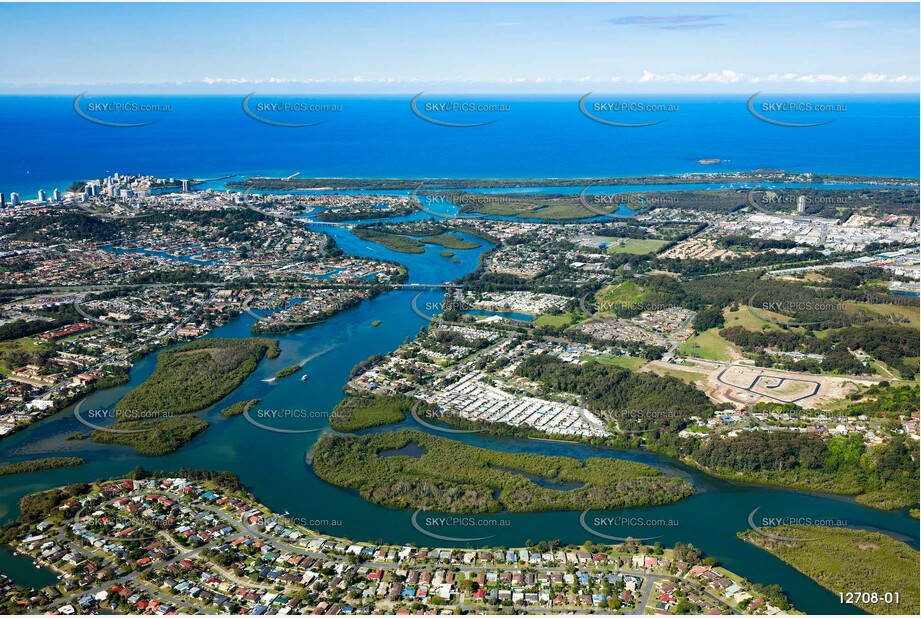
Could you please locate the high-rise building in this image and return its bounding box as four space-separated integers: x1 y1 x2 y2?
52 188 62 202
37 189 46 202
0 193 5 208
796 196 806 214
10 192 20 206
181 179 190 192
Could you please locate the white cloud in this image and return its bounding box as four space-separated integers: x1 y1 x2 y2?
749 73 849 84
188 72 914 88
639 69 742 83
860 73 917 83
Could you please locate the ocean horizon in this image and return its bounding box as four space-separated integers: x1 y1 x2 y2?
1 94 918 196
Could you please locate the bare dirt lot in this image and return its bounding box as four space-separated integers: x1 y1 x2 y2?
643 359 880 409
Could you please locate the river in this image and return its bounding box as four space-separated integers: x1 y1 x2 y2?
0 194 917 614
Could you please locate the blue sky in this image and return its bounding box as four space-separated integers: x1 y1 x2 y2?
0 2 918 93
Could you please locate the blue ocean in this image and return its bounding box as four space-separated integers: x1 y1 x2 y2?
0 94 917 196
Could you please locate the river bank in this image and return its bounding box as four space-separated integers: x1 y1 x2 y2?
0 188 915 615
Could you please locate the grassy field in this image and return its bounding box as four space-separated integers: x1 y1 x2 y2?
740 526 919 615
645 364 707 384
461 195 596 220
586 354 647 371
0 336 47 375
848 301 920 330
605 238 669 255
534 312 573 327
58 329 99 343
594 281 646 316
678 328 739 361
723 305 787 331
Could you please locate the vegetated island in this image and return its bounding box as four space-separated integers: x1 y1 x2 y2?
0 457 85 477
313 429 694 513
275 363 303 380
221 399 260 417
91 417 209 456
314 202 417 222
352 227 425 253
90 338 277 455
421 233 481 250
740 526 920 615
459 193 617 220
251 293 370 335
226 171 918 191
114 338 278 416
352 227 480 254
328 395 410 432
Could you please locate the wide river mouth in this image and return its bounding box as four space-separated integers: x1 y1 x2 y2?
0 187 916 614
